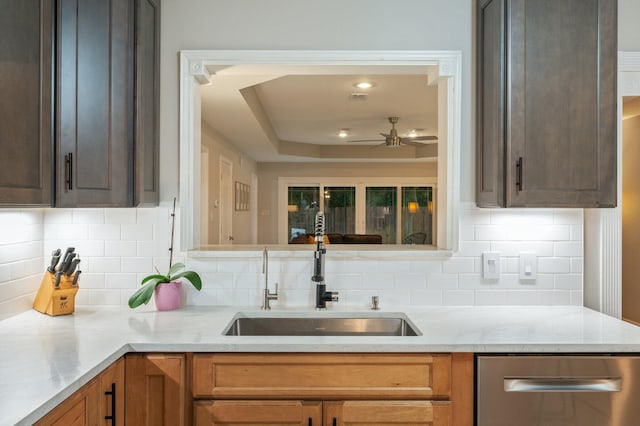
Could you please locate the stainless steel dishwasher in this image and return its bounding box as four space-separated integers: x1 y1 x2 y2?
477 355 640 426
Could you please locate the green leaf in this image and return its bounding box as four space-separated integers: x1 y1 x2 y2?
128 281 160 308
172 271 202 291
167 262 185 278
141 274 168 285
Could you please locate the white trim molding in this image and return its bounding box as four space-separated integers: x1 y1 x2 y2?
178 50 462 253
585 52 640 318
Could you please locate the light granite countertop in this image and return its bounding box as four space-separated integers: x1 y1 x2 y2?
2 305 640 425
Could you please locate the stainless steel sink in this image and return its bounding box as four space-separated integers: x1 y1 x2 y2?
223 314 420 336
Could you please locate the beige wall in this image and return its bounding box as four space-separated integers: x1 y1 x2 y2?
201 121 257 244
622 112 640 323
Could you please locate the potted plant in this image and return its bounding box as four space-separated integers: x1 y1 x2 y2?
128 262 202 310
128 198 202 310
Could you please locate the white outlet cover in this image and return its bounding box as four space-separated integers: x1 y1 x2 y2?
482 252 500 280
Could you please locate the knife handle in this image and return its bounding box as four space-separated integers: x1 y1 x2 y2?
72 270 81 286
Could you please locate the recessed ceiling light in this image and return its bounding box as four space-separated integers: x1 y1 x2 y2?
338 128 350 138
354 81 375 89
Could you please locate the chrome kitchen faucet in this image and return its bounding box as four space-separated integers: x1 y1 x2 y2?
261 247 278 310
312 212 339 309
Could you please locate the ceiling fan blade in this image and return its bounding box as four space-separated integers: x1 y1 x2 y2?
369 142 388 149
399 140 426 148
348 139 384 143
410 135 438 141
380 133 390 137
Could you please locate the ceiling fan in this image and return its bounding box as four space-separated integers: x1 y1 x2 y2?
348 116 438 148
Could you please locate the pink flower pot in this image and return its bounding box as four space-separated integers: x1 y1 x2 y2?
154 280 182 311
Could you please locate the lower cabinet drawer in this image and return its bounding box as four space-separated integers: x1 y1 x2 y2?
193 400 451 426
326 401 452 426
193 400 322 425
192 353 451 399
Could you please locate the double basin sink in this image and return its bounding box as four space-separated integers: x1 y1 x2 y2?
223 313 421 336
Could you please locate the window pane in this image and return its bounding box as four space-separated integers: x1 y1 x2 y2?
324 186 356 234
401 186 433 245
366 187 397 244
287 186 319 242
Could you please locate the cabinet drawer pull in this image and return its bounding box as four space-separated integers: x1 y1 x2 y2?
64 153 73 191
515 156 523 191
104 382 116 423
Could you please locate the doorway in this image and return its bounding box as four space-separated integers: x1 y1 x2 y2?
622 96 640 325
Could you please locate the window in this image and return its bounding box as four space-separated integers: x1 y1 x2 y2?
281 178 435 245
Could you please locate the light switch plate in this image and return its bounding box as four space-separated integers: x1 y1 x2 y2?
519 252 537 281
482 252 500 280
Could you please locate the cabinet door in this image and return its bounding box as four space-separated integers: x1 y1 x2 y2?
194 400 322 426
125 353 187 426
506 0 617 207
134 0 160 206
0 0 53 206
477 0 617 208
56 0 134 207
324 401 451 426
99 357 125 425
476 0 505 208
35 378 100 426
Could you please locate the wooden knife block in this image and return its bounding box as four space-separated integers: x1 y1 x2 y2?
33 272 79 316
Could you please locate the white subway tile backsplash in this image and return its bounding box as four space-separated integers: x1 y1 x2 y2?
475 290 508 305
0 204 587 318
121 224 153 241
121 257 153 273
426 273 458 289
105 240 137 257
393 273 427 289
538 258 571 273
88 224 121 240
105 209 137 225
88 257 121 273
443 290 475 305
554 242 582 257
554 274 582 290
442 258 474 274
72 209 105 224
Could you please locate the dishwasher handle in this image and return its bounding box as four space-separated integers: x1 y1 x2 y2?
504 377 622 393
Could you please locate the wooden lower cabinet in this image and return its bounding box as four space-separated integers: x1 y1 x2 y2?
324 401 450 426
35 357 124 426
194 400 322 425
192 353 473 426
125 353 188 425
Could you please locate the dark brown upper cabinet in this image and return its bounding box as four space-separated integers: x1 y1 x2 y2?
135 0 161 206
476 0 617 208
0 0 54 206
56 0 159 207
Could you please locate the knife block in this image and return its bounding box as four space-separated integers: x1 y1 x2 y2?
33 272 79 316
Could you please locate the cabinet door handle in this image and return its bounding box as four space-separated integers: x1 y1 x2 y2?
308 418 312 426
333 418 337 426
104 382 116 424
64 153 73 191
516 156 523 192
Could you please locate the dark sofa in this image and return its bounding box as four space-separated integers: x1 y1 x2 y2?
289 233 383 244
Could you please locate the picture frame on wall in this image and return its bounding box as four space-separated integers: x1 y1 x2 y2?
235 181 250 211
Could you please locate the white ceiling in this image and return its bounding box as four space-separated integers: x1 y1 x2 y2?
200 65 440 162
